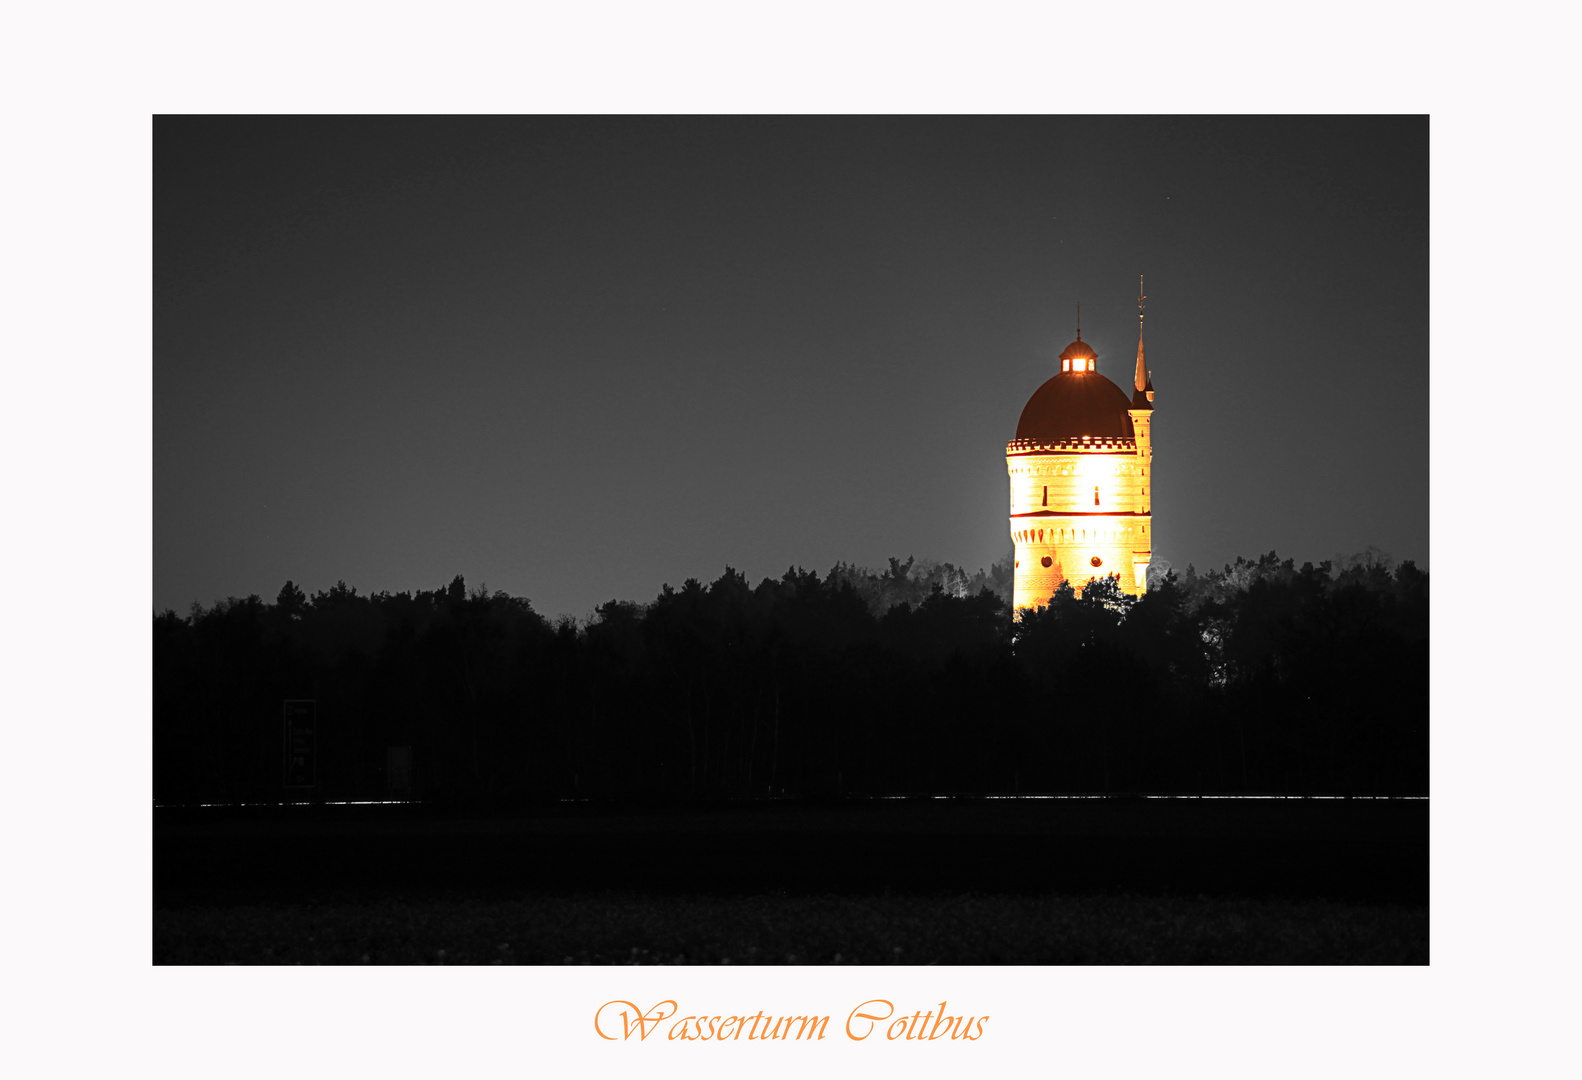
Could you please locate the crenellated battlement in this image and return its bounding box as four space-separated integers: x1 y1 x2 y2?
1007 436 1136 455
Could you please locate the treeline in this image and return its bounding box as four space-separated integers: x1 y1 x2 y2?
153 550 1427 803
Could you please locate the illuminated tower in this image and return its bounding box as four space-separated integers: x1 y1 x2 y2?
1007 282 1156 610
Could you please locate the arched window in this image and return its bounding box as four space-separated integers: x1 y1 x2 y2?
1094 486 1100 506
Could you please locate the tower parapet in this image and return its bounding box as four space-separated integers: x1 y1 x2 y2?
1007 436 1136 454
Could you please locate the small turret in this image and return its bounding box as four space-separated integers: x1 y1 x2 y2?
1124 274 1155 594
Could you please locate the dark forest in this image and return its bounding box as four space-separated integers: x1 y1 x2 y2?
153 551 1427 804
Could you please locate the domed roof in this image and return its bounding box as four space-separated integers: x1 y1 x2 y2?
1015 369 1137 442
1058 337 1097 362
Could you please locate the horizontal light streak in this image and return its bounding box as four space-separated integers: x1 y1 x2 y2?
157 793 1426 809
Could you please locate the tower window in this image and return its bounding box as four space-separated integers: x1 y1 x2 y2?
1091 556 1103 568
1042 485 1048 507
1041 556 1053 568
1094 486 1100 506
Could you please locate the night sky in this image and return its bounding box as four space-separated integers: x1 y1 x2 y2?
155 116 1427 618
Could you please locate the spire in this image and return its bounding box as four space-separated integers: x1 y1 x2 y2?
1134 275 1148 393
1076 303 1082 341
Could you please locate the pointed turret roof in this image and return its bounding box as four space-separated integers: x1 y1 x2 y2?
1130 274 1153 410
1130 330 1153 410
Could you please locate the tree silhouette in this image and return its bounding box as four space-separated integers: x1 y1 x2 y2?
153 552 1428 803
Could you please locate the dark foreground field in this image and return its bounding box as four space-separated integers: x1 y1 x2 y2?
153 798 1428 964
155 890 1426 965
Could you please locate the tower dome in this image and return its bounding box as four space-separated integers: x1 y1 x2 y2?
1015 340 1137 443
